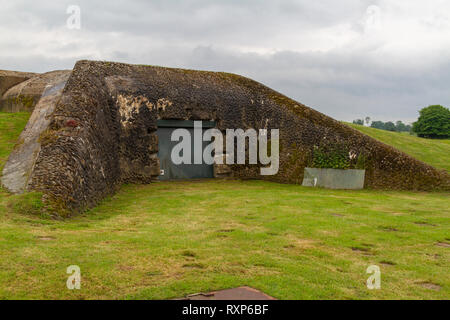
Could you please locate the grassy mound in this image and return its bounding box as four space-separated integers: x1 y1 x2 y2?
348 123 450 172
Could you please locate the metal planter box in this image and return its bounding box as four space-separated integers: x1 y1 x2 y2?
302 167 365 190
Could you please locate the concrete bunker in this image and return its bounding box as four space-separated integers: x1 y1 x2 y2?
1 60 449 215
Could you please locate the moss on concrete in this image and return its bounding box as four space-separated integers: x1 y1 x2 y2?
38 129 59 146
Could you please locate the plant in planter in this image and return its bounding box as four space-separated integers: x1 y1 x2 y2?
311 144 351 169
303 143 366 189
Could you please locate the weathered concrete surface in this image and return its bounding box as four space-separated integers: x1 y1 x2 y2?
1 72 71 193
302 167 365 189
2 60 449 214
0 70 36 97
0 70 71 112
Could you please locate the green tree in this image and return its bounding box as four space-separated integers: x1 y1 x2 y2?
370 121 385 130
384 121 396 131
412 105 450 139
395 120 407 132
352 119 364 125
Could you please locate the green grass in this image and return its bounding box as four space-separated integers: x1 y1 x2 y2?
0 112 29 172
347 123 450 172
0 112 448 300
0 181 449 299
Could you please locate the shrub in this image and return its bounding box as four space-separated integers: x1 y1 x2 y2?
355 153 366 169
311 144 350 169
310 143 368 170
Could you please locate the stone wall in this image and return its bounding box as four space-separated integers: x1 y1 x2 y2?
2 60 449 214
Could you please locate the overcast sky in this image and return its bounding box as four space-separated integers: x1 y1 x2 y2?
1 0 450 122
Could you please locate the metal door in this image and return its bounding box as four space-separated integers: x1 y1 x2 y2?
157 120 215 180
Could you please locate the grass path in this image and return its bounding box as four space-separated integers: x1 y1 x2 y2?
348 123 450 171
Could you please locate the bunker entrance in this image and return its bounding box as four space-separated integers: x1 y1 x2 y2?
157 120 215 180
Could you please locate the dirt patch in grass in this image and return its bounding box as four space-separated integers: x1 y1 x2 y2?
436 242 450 248
351 246 375 256
117 265 135 272
417 282 441 291
390 212 406 216
379 260 396 266
35 236 55 241
414 221 437 226
330 213 344 217
183 263 206 269
285 236 316 250
217 228 235 233
145 271 163 277
379 226 399 232
372 206 407 216
181 250 197 258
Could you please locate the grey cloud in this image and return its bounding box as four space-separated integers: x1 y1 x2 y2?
180 46 450 122
1 0 449 123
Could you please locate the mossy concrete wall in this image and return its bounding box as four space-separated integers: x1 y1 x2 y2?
0 70 71 112
2 60 449 214
0 70 36 98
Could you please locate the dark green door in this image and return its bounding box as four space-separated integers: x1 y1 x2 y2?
157 120 215 180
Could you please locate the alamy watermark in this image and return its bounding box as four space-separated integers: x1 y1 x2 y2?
170 121 279 175
66 265 81 289
366 265 381 289
66 5 81 30
364 5 381 32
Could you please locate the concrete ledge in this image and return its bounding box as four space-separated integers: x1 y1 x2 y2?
302 167 365 189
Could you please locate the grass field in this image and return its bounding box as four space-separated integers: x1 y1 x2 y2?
348 123 450 172
0 112 449 300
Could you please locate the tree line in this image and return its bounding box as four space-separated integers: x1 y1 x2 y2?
352 118 411 132
352 105 449 139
